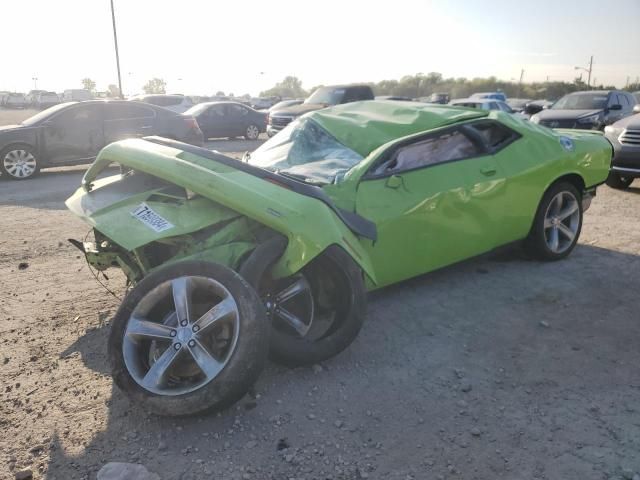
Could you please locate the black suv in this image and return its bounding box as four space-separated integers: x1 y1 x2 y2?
267 84 374 136
531 90 637 130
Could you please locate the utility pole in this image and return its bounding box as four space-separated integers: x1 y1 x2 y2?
517 69 524 97
110 0 124 99
587 55 593 87
31 77 38 89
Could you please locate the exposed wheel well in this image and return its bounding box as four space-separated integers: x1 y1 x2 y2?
549 173 585 195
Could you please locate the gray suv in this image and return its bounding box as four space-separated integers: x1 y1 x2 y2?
267 84 374 137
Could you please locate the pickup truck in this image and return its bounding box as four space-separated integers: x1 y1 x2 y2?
267 84 374 136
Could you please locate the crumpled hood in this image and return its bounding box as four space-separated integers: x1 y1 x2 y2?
535 109 602 121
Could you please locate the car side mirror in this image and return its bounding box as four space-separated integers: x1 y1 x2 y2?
608 104 622 111
633 105 640 114
385 174 403 189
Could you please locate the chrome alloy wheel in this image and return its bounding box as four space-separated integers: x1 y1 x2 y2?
122 276 240 396
246 124 260 140
543 191 580 254
3 149 37 178
263 274 315 337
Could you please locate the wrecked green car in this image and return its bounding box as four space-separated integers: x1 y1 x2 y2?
66 101 611 415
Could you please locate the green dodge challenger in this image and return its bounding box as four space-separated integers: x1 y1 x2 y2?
66 101 611 415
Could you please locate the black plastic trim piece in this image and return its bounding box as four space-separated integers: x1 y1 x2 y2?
142 136 378 241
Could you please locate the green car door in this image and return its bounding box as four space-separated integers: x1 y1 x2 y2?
355 122 512 288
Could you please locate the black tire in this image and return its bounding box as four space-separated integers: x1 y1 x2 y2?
605 172 634 190
245 124 260 140
240 237 366 366
108 260 269 416
0 144 40 180
524 181 583 261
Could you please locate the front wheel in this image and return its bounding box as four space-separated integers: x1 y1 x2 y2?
524 182 583 261
605 172 634 190
1 145 40 180
240 238 366 366
245 124 260 140
108 261 269 416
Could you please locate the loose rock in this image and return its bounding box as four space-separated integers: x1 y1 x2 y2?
15 469 33 480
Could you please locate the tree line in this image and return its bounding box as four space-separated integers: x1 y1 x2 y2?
260 73 640 101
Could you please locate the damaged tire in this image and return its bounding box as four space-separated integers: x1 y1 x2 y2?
108 260 269 416
240 237 366 366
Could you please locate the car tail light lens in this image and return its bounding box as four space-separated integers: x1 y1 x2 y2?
266 113 271 125
185 117 201 131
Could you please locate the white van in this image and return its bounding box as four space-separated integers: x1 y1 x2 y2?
63 89 93 102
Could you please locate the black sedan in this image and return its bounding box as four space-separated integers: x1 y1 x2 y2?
185 101 267 140
531 90 637 130
0 100 204 180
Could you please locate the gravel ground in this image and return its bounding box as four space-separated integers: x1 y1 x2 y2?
1 109 640 480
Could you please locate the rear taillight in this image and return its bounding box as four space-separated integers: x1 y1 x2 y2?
185 117 201 131
266 113 271 125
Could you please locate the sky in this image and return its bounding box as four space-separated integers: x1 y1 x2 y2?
2 0 639 96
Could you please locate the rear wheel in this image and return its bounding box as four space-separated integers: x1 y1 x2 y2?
245 124 260 140
240 238 366 366
605 172 634 190
524 182 583 261
108 261 269 416
1 145 40 180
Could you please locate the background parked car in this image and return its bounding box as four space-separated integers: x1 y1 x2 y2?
470 91 507 101
506 98 532 112
129 94 194 113
35 92 60 109
267 84 374 136
449 98 527 118
604 104 640 189
250 97 280 110
268 99 304 112
26 90 47 107
523 99 554 116
420 92 450 104
63 89 93 102
531 90 637 130
3 93 28 109
0 100 203 180
185 101 267 140
634 91 640 103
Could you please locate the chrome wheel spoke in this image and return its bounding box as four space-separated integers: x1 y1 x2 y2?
141 344 181 389
126 316 175 340
548 226 559 252
275 306 310 337
558 202 578 220
193 296 237 333
557 222 575 241
275 277 309 304
172 277 193 324
186 339 224 380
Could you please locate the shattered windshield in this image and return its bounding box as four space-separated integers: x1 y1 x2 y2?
248 117 363 184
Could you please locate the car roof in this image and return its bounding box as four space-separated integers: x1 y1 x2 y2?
566 90 613 95
451 98 493 104
308 100 488 157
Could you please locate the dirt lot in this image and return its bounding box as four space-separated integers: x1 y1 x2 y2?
1 108 640 480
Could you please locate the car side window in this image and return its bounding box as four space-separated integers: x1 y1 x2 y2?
228 104 248 117
608 94 619 108
105 104 155 120
207 105 225 117
467 121 519 150
372 129 480 175
489 102 500 110
51 105 100 125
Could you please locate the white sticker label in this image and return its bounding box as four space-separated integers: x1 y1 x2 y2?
130 203 174 233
